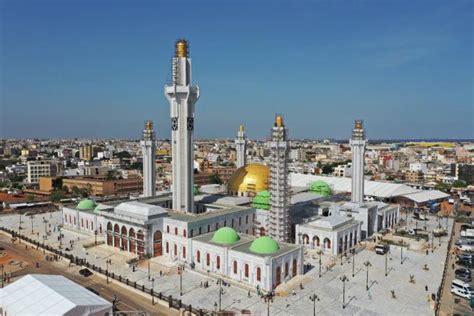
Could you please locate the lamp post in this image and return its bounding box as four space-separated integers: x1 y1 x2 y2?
151 277 155 305
340 275 348 309
317 250 323 278
106 259 111 284
400 246 403 265
385 251 388 277
43 218 48 240
309 293 319 316
178 264 184 296
262 291 275 316
363 261 372 291
147 255 151 281
218 278 224 312
30 214 34 234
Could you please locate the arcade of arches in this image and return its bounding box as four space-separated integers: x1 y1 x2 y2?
106 222 163 257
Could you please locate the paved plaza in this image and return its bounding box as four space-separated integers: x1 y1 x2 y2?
0 211 453 315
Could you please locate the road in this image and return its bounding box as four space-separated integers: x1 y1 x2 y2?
0 233 177 316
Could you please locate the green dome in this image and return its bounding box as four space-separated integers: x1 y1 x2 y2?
252 190 270 210
309 180 332 196
77 199 96 210
212 227 240 244
249 236 280 254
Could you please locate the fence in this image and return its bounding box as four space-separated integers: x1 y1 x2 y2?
1 227 208 316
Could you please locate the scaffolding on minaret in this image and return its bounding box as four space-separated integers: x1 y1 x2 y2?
235 125 247 169
268 114 290 242
350 119 367 204
140 120 156 197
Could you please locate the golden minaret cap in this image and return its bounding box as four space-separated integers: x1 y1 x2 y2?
239 125 245 132
175 39 188 58
145 120 153 130
275 115 284 127
355 120 363 129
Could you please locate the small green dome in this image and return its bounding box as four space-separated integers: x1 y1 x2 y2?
250 236 280 254
309 180 332 196
77 199 96 210
252 190 270 210
212 227 240 244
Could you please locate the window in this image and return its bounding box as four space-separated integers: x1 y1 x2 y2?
183 246 186 258
175 227 178 235
231 219 234 227
190 229 193 237
246 229 248 234
197 250 200 263
253 213 256 221
257 267 261 281
216 256 220 269
166 242 169 254
167 225 170 233
244 264 249 278
285 262 289 277
224 220 227 227
81 219 84 227
64 215 67 223
206 253 210 266
233 261 237 274
174 244 177 256
99 224 102 234
207 225 210 232
183 229 187 237
199 227 202 234
91 222 93 230
86 220 89 229
239 217 242 226
246 215 249 224
215 222 219 230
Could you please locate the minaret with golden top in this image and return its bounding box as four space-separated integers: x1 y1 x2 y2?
141 120 156 197
268 114 290 242
165 39 200 212
350 119 367 204
235 125 247 168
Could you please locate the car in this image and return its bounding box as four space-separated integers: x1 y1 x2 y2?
85 287 100 296
451 279 474 300
79 268 92 277
456 273 472 283
457 260 474 269
455 267 471 275
458 254 474 261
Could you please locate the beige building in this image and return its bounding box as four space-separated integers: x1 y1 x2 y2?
27 161 58 184
62 177 143 196
79 144 93 161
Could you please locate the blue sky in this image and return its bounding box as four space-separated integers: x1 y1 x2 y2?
1 0 473 140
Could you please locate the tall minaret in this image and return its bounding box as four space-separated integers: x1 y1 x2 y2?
268 115 290 242
235 125 247 169
350 120 367 204
165 39 200 213
141 120 156 197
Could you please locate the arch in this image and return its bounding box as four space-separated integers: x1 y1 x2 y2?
324 238 331 249
349 232 353 248
302 234 309 245
216 256 221 270
257 267 261 281
182 246 186 259
153 230 162 256
224 220 227 227
190 229 194 237
121 226 128 251
73 217 76 225
260 227 266 236
173 244 177 256
137 230 144 255
244 264 249 278
99 224 102 234
183 229 187 237
344 235 348 252
339 237 343 254
292 259 297 277
313 235 320 247
276 266 281 286
196 250 200 263
206 253 210 266
233 260 237 274
106 222 112 246
174 227 178 235
215 222 219 230
114 224 120 248
284 262 289 277
245 215 249 224
166 225 170 233
165 242 169 254
129 228 136 254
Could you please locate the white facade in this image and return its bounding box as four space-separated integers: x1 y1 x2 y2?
350 120 367 204
409 162 428 174
268 115 290 242
235 125 247 169
27 161 52 183
296 215 361 257
141 121 157 197
165 40 199 213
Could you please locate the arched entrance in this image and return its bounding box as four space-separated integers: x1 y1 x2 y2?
302 234 309 245
313 236 320 247
121 226 128 251
137 230 145 256
129 228 136 254
292 259 297 277
106 222 112 245
113 224 120 248
153 230 162 256
276 266 281 286
260 227 266 236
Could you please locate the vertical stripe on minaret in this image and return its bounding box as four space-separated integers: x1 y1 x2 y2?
350 120 367 204
268 115 290 242
141 120 156 197
165 39 200 213
235 125 246 169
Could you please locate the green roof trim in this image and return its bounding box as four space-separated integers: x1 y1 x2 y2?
309 180 332 196
211 227 240 244
77 199 97 210
249 236 280 254
252 190 270 210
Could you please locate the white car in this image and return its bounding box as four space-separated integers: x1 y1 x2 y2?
451 286 473 300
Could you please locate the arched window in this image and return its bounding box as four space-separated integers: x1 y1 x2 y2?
81 218 84 227
246 215 249 224
215 222 219 230
292 259 297 277
285 262 289 276
231 219 234 227
73 217 76 225
174 244 177 256
91 222 93 230
174 227 178 235
196 250 200 263
239 217 242 226
216 256 220 270
99 224 102 234
257 267 261 281
224 220 227 227
166 242 169 254
233 261 237 274
64 215 67 223
166 225 170 233
86 220 89 229
182 246 186 258
260 227 266 236
206 253 210 266
199 227 202 234
190 229 194 237
207 225 210 232
244 264 249 278
183 229 187 237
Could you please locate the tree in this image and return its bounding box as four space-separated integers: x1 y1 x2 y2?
116 151 132 159
435 182 451 193
50 190 66 202
452 180 467 188
210 173 223 184
130 162 143 170
71 185 81 196
322 164 334 175
52 177 63 189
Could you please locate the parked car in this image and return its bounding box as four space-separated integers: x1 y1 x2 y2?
451 279 474 300
375 244 389 255
456 273 472 283
457 260 474 269
458 254 474 261
79 268 92 277
455 267 471 275
457 244 474 252
456 238 474 246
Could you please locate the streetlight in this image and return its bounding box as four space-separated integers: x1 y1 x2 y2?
309 293 319 316
151 277 155 305
400 246 403 265
94 230 98 245
317 250 323 278
262 291 275 316
30 214 34 234
385 251 388 277
106 259 112 284
340 275 349 309
351 248 356 277
217 278 224 312
178 264 184 296
363 261 372 291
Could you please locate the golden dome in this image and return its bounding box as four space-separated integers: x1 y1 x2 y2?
228 163 269 195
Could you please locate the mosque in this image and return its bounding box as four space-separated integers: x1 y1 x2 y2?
61 39 400 292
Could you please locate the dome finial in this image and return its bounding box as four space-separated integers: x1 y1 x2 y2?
175 39 188 58
275 114 284 127
239 125 244 132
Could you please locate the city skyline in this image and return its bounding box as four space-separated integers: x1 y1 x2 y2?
1 0 473 140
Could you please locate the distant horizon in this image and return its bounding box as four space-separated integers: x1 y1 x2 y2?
1 1 473 139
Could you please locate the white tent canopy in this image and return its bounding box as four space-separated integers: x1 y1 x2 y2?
0 274 112 316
